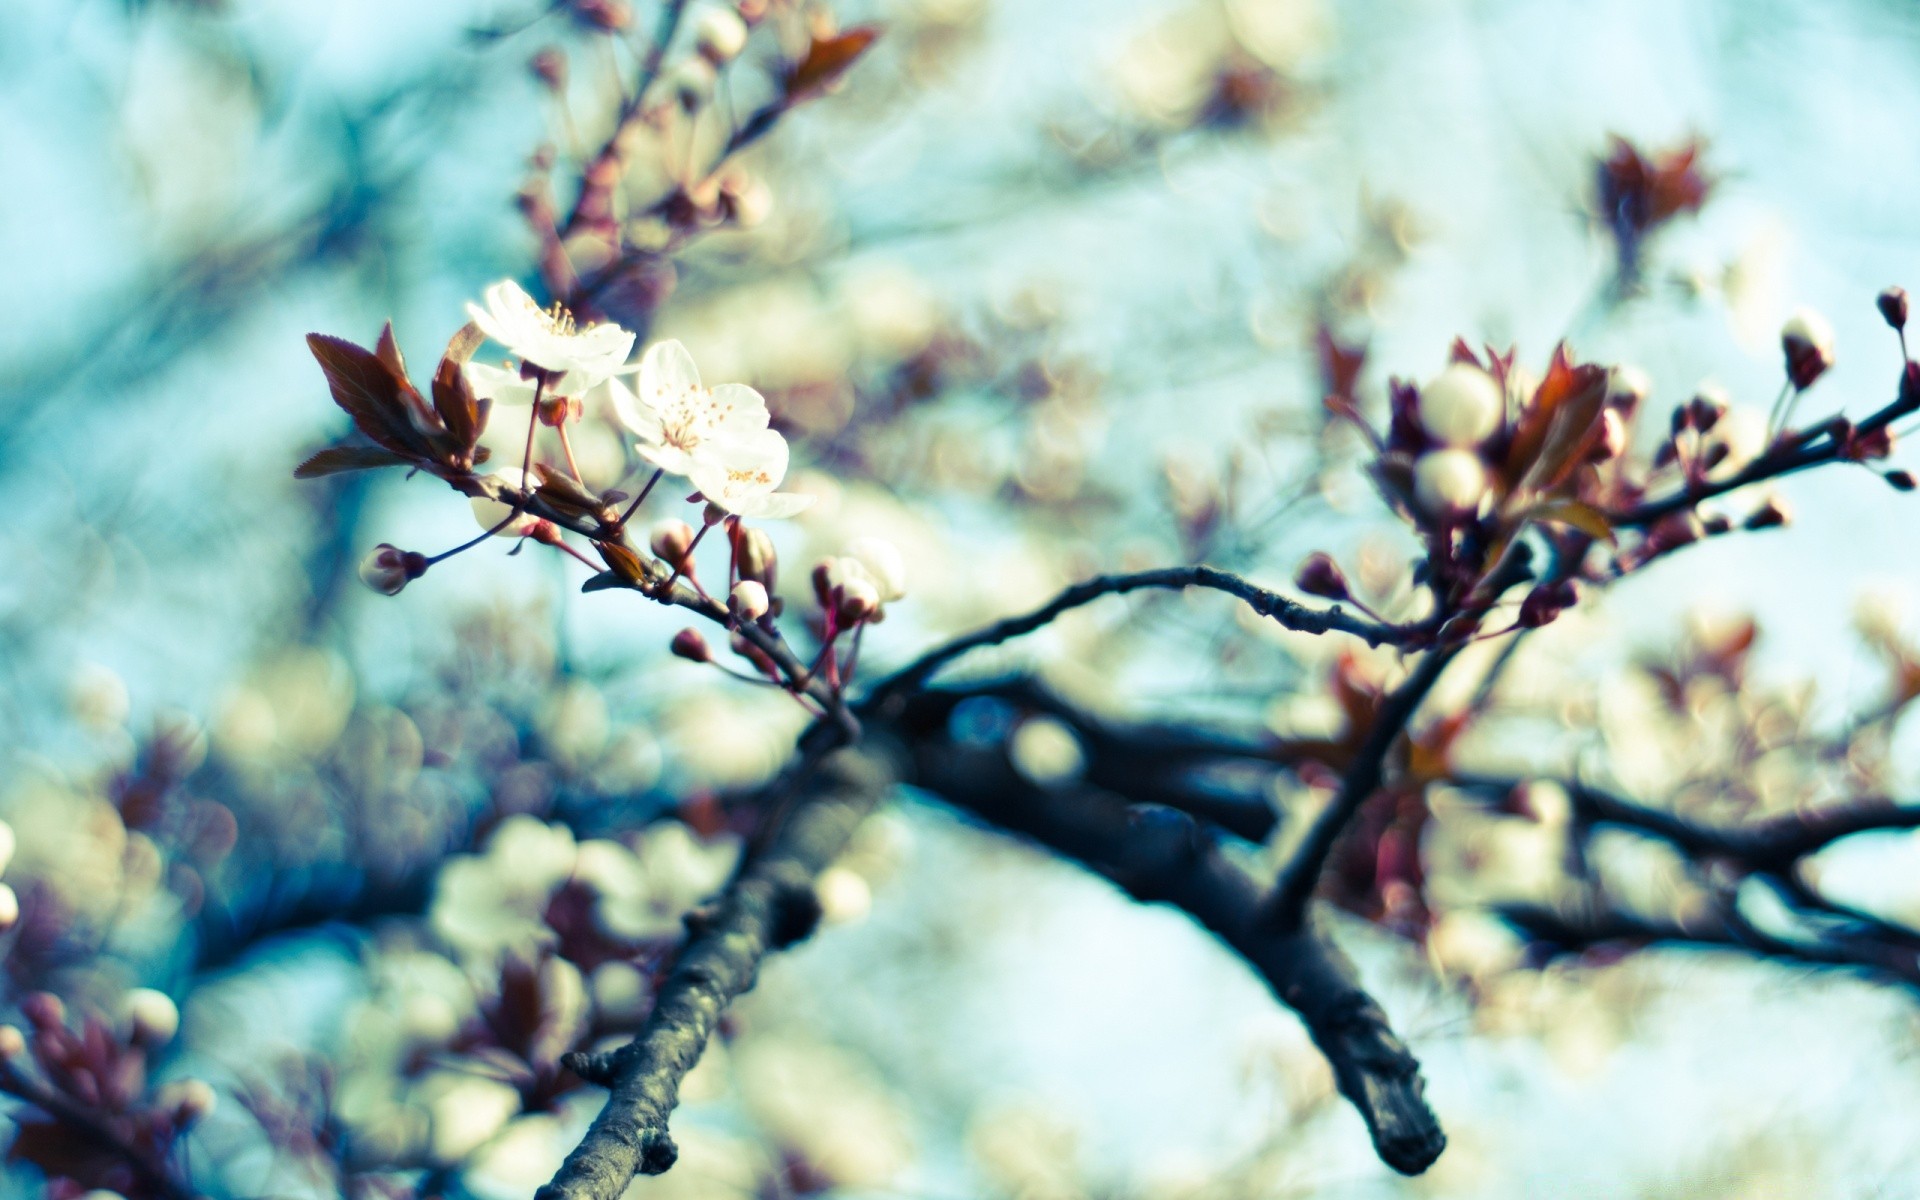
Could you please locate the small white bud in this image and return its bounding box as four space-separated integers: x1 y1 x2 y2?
649 519 695 562
694 6 749 63
357 544 425 596
845 537 907 601
0 884 18 933
1418 364 1503 447
730 580 769 620
1782 306 1835 389
156 1079 217 1126
124 987 180 1046
0 1025 25 1060
836 576 881 624
1413 448 1488 518
1606 364 1650 412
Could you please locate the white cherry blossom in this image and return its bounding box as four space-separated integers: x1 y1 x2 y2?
688 429 815 520
611 339 774 478
464 280 634 392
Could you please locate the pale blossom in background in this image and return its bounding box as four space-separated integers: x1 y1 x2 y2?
465 280 635 392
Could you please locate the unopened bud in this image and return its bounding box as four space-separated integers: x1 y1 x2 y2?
1686 390 1727 434
845 537 907 602
1744 494 1792 529
357 544 428 596
0 883 16 933
123 988 180 1047
0 1026 24 1060
536 394 582 427
1294 552 1350 600
1416 363 1503 447
1412 448 1488 518
670 628 712 663
156 1079 218 1127
735 526 777 590
650 519 695 563
1879 286 1909 332
694 6 749 63
1887 469 1917 493
662 57 716 112
1702 512 1733 536
1606 365 1650 416
836 576 881 624
1782 307 1835 390
730 580 769 621
1519 579 1579 628
1588 407 1627 463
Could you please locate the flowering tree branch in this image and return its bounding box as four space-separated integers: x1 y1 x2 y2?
861 565 1417 708
538 744 894 1200
894 690 1445 1174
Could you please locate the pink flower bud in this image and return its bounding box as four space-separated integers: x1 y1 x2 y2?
1879 286 1909 332
1294 552 1350 600
1744 493 1792 529
1686 389 1727 434
1416 363 1503 447
1588 407 1628 463
1782 307 1835 390
1412 448 1487 518
735 526 778 590
730 580 769 621
671 628 712 662
357 544 428 596
650 519 695 563
836 576 881 624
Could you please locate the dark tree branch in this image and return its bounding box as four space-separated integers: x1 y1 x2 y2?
894 699 1445 1175
861 566 1416 707
536 745 896 1200
0 1062 200 1200
1263 645 1464 930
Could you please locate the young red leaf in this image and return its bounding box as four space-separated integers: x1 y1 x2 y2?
786 26 879 103
432 321 488 451
305 334 424 458
293 445 412 479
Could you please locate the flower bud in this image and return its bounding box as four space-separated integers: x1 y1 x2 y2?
569 0 632 31
836 576 881 624
1519 579 1579 628
1412 448 1487 518
735 526 777 590
1782 307 1835 390
0 884 16 933
662 57 716 112
694 5 749 63
0 1026 24 1061
1879 286 1909 332
1686 389 1727 434
1744 493 1791 529
1416 363 1503 447
124 988 180 1047
1886 469 1917 493
845 537 907 602
1294 552 1350 600
670 628 712 663
357 544 428 596
730 580 769 621
1588 407 1627 463
650 519 695 563
1606 365 1650 416
156 1079 218 1127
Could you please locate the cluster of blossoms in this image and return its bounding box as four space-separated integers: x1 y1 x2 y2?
1299 293 1909 644
321 279 907 703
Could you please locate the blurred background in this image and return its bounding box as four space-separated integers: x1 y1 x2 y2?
6 0 1920 1196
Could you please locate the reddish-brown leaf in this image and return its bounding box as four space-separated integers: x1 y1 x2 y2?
786 26 879 103
293 445 412 479
305 334 423 458
433 321 487 450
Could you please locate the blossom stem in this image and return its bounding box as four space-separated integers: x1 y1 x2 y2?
426 515 521 565
556 419 585 483
661 522 710 594
522 375 549 482
839 622 867 691
618 468 665 527
1765 379 1797 441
